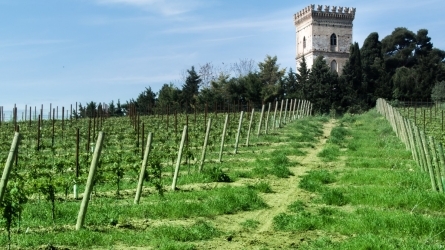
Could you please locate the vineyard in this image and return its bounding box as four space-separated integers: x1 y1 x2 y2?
0 99 315 248
396 101 445 145
0 99 445 249
378 99 445 194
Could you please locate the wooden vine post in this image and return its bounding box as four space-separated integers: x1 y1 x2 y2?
288 99 293 123
0 132 20 203
76 132 105 230
219 114 229 163
283 99 289 124
52 109 55 147
273 101 278 130
134 132 153 204
296 100 301 119
172 126 187 191
234 111 244 154
428 136 444 193
37 115 41 151
141 123 145 160
246 108 254 147
278 99 284 128
420 131 438 191
265 102 271 134
74 128 80 199
257 104 265 136
199 118 212 172
437 143 445 191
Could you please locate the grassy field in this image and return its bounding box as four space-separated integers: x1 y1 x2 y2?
274 111 445 249
0 110 444 249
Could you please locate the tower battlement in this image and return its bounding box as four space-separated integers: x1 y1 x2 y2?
294 4 356 25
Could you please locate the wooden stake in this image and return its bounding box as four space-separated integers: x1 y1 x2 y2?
273 101 278 130
429 136 444 193
278 99 284 128
265 102 271 134
172 126 187 191
257 104 265 136
219 114 229 163
199 118 212 172
134 132 153 204
246 108 254 147
234 111 244 154
421 131 438 191
76 131 104 230
0 132 20 203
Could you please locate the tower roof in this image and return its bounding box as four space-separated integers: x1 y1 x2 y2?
294 4 356 25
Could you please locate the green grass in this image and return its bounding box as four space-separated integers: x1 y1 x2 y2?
320 188 349 206
20 186 267 230
273 211 319 232
288 116 325 143
317 122 348 162
252 151 294 178
274 203 445 248
317 144 341 161
247 181 273 193
7 221 219 249
287 200 305 213
298 169 336 192
9 186 266 248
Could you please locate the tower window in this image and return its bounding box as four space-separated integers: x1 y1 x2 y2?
330 33 337 46
303 37 306 49
331 60 338 72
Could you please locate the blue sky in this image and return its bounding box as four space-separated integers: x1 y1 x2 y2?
1 0 444 114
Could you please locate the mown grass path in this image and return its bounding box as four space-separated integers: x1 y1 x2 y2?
195 119 336 249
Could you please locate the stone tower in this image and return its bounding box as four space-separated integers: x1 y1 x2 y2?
294 4 356 74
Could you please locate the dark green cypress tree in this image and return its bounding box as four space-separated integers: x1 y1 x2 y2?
181 66 202 109
339 43 365 112
361 32 382 106
336 60 355 113
296 55 310 99
135 87 156 114
307 55 338 114
349 43 363 99
284 68 298 98
242 72 262 106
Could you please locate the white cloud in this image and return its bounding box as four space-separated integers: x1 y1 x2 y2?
96 0 206 16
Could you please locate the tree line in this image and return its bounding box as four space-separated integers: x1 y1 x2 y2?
77 27 445 117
